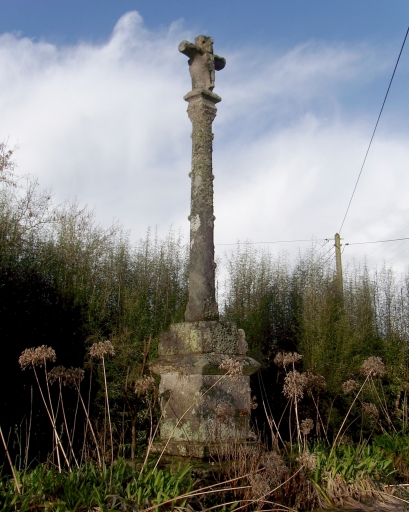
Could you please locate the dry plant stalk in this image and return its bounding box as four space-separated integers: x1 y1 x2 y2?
48 366 85 469
90 340 115 465
18 346 71 472
283 369 307 450
0 426 20 494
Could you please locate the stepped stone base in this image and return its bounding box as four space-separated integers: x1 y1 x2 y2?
150 321 260 457
150 439 257 458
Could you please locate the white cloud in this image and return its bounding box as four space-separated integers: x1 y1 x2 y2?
0 11 408 275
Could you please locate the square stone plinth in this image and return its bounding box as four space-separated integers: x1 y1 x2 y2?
159 321 247 356
156 374 253 456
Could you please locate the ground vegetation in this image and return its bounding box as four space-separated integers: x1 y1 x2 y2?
2 147 409 510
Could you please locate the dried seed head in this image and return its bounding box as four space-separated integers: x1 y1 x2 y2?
134 376 155 396
300 418 314 436
64 367 85 387
273 352 284 366
342 379 359 395
48 366 67 384
274 351 302 367
89 340 115 359
283 370 308 401
260 451 287 486
249 473 270 500
362 402 379 420
219 357 243 380
297 451 317 471
215 401 235 421
250 395 258 410
305 370 326 392
361 356 385 377
19 345 56 370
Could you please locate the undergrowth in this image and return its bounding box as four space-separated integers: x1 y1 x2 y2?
3 146 409 510
0 459 193 512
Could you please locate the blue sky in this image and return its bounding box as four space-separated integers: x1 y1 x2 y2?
1 1 407 48
0 1 409 277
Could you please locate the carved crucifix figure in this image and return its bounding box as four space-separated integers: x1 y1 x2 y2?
178 36 226 92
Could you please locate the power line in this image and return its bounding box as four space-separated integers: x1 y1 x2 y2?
304 244 334 270
346 237 409 246
322 249 336 267
318 245 335 260
384 242 409 266
339 25 409 234
216 238 330 246
365 225 409 261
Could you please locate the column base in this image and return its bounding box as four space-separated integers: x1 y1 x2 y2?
150 438 257 459
150 321 260 457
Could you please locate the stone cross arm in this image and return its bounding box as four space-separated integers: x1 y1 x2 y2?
178 36 226 92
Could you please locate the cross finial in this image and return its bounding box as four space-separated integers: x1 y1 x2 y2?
178 35 226 92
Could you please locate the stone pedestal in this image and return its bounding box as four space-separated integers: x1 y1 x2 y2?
150 321 260 457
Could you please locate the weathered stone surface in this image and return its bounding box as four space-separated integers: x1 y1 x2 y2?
150 353 259 376
178 35 226 92
150 374 256 456
151 440 255 458
184 89 220 322
159 321 247 356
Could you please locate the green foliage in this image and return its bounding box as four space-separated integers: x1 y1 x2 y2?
0 459 193 511
373 433 409 469
5 145 409 473
0 170 188 462
223 242 409 443
311 443 396 484
223 244 301 354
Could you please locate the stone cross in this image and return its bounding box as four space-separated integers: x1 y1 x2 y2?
179 35 225 322
178 35 226 92
150 36 259 458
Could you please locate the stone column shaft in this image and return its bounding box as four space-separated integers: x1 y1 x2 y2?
184 90 220 322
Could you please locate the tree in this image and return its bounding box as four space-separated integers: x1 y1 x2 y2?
0 141 17 186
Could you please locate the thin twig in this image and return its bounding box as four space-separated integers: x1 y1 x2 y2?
102 356 114 466
24 385 33 469
141 469 265 512
31 365 70 470
330 373 371 457
75 382 102 467
58 380 79 468
0 426 21 494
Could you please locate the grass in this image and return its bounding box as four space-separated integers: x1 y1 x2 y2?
0 458 193 512
3 439 409 511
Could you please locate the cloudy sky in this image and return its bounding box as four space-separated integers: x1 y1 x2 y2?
1 1 409 275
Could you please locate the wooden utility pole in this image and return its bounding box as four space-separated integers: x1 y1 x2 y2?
334 233 343 293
